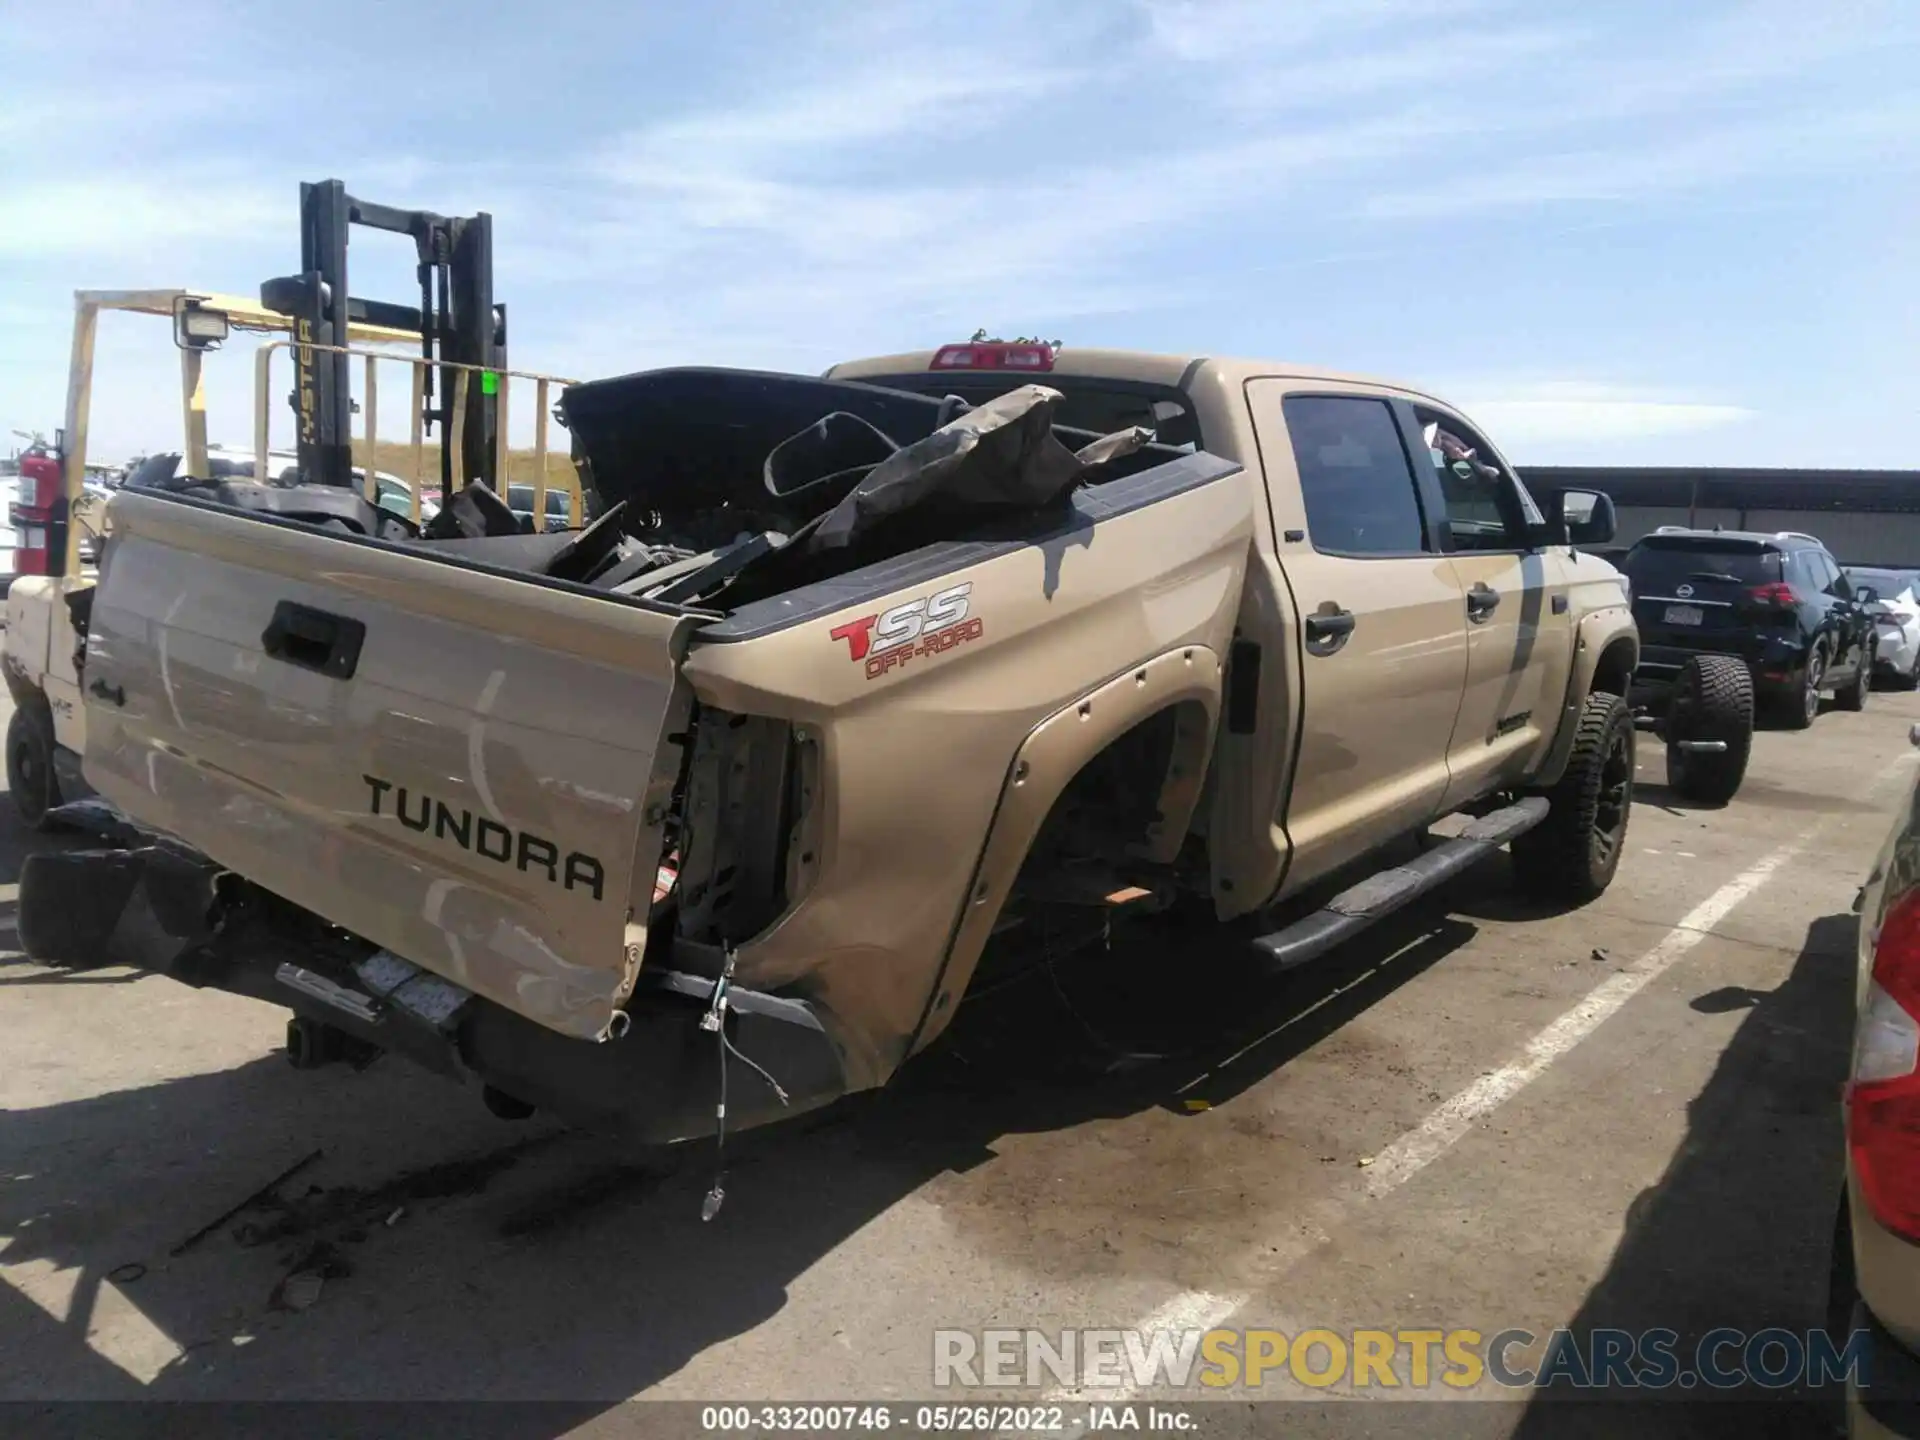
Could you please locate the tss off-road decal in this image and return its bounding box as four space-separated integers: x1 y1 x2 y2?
830 581 986 679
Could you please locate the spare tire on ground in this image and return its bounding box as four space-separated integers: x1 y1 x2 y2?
1665 653 1754 805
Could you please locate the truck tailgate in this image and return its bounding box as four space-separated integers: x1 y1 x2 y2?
81 490 697 1041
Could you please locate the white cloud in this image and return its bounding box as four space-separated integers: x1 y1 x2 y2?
1458 383 1755 446
599 60 1083 187
1364 97 1920 219
1217 24 1579 114
0 175 281 260
1138 0 1491 63
1519 0 1920 130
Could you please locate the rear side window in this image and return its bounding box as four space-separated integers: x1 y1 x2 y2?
1811 550 1849 597
1282 395 1428 556
1624 543 1781 591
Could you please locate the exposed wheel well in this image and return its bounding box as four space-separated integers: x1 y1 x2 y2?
1593 636 1636 698
957 699 1210 1000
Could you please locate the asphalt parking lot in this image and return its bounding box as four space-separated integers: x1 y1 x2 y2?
1 686 1914 1438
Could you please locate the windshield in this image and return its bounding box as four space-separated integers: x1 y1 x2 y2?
1623 540 1782 591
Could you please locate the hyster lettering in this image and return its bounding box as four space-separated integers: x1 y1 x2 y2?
830 582 984 680
363 775 605 900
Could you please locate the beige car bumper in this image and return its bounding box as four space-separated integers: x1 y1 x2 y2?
1850 1301 1920 1439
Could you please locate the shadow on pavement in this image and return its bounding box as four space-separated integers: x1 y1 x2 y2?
1629 781 1728 817
1509 910 1859 1439
0 800 1485 1427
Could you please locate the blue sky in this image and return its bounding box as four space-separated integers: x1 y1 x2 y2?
3 0 1918 469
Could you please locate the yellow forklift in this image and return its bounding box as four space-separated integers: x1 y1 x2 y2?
3 179 574 828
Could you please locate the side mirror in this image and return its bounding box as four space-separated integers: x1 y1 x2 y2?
1555 488 1616 547
172 297 230 352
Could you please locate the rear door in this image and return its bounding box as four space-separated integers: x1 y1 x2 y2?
1811 548 1872 680
1247 384 1470 890
81 489 696 1041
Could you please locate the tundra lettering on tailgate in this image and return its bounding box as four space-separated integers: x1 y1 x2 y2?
829 581 986 680
363 775 605 901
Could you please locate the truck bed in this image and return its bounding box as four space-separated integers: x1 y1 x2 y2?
76 369 1251 1048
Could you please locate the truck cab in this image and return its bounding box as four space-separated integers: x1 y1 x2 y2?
826 342 1638 906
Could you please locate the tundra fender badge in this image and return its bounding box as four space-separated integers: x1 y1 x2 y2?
830 581 985 680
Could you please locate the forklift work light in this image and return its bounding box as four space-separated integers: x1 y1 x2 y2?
172 298 231 352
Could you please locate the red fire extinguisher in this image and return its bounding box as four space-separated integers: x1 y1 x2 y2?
10 444 67 579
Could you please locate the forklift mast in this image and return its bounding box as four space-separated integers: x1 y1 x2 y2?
260 178 506 503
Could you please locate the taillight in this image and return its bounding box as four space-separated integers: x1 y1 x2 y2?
930 341 1056 372
1849 888 1920 1241
1748 581 1796 608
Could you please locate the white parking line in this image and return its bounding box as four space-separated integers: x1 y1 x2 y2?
1057 773 1890 1406
1361 840 1798 1199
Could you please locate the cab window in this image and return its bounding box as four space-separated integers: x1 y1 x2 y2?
1281 395 1430 557
1413 410 1540 552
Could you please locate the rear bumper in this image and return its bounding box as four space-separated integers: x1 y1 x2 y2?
1853 1301 1920 1439
1639 638 1804 694
1875 632 1917 677
17 831 852 1145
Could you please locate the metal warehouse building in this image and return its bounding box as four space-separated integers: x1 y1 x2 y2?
1520 467 1920 567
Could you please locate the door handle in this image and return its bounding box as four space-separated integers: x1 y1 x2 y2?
88 677 125 707
1466 583 1501 622
1304 604 1356 656
261 600 367 680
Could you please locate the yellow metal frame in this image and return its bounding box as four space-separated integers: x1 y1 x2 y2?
251 338 579 531
58 289 422 574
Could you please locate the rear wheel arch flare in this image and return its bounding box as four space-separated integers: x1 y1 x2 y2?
902 648 1224 1056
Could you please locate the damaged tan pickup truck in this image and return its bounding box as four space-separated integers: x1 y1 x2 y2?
20 339 1639 1165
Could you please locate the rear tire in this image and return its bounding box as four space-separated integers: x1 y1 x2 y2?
6 701 62 832
1780 641 1827 730
1836 644 1871 712
1664 654 1753 805
1512 690 1634 906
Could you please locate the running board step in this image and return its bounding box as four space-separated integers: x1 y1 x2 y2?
1251 797 1550 971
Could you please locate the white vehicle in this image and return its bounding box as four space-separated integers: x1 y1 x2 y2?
1846 567 1920 690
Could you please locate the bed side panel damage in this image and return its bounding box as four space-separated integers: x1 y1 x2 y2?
679 467 1257 1088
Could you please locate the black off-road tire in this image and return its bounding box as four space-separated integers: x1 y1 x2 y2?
1511 689 1635 906
1780 640 1827 730
1665 654 1754 805
6 700 62 832
1836 643 1871 712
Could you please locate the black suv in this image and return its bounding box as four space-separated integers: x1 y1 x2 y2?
1621 528 1878 729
